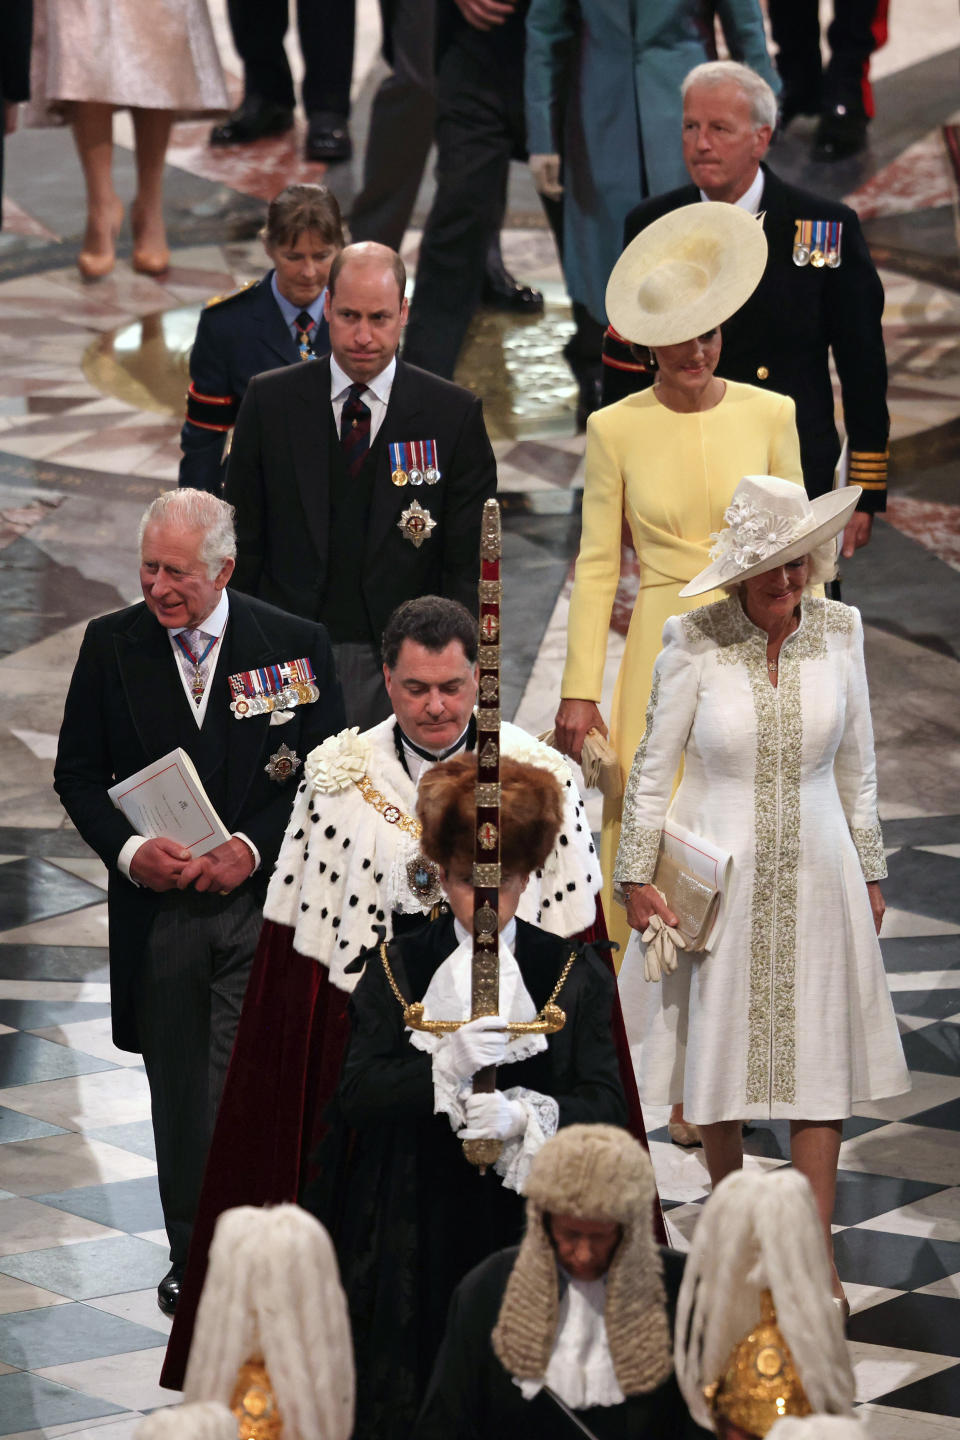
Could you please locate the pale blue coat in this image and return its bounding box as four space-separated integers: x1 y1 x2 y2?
525 0 779 325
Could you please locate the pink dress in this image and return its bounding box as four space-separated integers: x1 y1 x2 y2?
29 0 228 118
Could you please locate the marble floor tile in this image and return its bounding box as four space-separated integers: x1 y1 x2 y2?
845 1281 908 1314
0 1108 67 1145
917 1274 960 1301
45 860 108 891
833 1171 949 1227
0 1069 152 1132
0 985 112 1005
835 1226 960 1291
84 1290 171 1338
849 1340 959 1403
856 1402 960 1436
0 1303 168 1369
840 1123 960 1188
849 1292 960 1358
0 1002 112 1031
0 1135 157 1197
0 1198 120 1257
32 1178 164 1236
882 909 960 939
0 1033 117 1086
29 1023 138 1070
80 1126 154 1163
132 1232 166 1249
0 1275 71 1317
0 1236 169 1301
0 1372 125 1437
34 1349 178 1414
860 1188 960 1243
0 908 110 950
0 859 105 930
645 1139 711 1204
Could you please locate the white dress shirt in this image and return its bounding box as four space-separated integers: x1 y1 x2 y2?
330 353 396 444
699 167 765 216
117 591 260 881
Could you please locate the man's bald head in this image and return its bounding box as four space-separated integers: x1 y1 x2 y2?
324 241 410 385
328 241 406 306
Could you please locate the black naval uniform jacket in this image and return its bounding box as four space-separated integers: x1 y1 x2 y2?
179 271 331 497
603 164 889 512
53 593 344 1053
224 354 497 642
414 1245 711 1440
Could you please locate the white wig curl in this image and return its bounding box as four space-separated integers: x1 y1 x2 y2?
769 1419 868 1438
675 1169 854 1432
134 1401 235 1439
183 1204 354 1440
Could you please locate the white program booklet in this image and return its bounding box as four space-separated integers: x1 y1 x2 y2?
660 818 733 952
108 749 230 856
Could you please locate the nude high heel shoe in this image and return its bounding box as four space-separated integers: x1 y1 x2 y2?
130 202 170 276
77 196 124 281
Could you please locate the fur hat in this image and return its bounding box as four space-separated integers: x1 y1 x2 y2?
492 1125 673 1395
416 753 563 876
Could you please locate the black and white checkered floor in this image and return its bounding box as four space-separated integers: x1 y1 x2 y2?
0 817 957 1435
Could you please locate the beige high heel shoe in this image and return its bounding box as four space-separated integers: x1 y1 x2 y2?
130 202 170 276
77 196 124 280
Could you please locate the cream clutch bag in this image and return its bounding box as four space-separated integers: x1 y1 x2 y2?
539 726 622 800
651 851 720 952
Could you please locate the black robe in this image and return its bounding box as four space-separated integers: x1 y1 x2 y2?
414 1246 712 1440
303 914 629 1440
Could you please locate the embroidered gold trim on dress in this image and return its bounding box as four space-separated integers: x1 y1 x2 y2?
615 671 665 883
850 822 886 880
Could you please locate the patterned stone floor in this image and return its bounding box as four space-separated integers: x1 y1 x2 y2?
0 0 958 1434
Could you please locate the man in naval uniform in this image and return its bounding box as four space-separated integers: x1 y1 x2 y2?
224 241 498 729
602 60 889 559
54 489 344 1319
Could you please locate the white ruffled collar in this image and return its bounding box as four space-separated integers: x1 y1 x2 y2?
407 918 547 1065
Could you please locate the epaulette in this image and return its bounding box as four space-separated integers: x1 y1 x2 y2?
203 278 259 309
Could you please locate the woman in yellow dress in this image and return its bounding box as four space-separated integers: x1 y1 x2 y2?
554 205 804 1141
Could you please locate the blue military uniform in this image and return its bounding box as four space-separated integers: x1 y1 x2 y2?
179 271 331 495
602 165 889 513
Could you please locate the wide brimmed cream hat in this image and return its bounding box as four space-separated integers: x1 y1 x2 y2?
679 475 862 597
605 202 768 346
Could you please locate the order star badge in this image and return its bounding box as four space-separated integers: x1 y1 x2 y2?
264 742 301 784
397 498 436 548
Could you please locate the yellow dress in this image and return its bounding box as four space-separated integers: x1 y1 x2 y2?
561 380 803 957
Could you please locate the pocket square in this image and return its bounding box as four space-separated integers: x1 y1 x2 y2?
269 709 295 726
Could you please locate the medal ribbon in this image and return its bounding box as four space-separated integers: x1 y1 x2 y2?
228 656 316 700
175 631 219 705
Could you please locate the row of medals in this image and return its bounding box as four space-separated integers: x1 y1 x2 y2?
392 466 440 488
793 245 840 269
230 680 319 718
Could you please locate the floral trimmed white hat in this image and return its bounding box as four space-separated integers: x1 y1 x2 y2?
679 475 862 598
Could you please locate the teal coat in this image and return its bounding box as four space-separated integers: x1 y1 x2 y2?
525 0 779 325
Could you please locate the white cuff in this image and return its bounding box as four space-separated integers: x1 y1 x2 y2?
232 831 260 873
430 1036 471 1130
117 835 148 884
493 1087 559 1193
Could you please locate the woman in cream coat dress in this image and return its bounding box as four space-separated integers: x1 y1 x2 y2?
555 206 802 969
615 476 909 1306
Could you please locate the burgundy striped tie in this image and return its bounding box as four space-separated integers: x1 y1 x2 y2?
340 382 371 478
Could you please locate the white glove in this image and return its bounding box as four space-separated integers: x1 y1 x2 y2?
529 153 563 199
444 1014 509 1081
642 913 687 982
459 1090 528 1141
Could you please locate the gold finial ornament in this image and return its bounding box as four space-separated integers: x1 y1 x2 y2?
703 1291 812 1436
230 1356 284 1439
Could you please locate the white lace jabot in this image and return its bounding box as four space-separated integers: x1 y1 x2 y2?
519 1273 625 1410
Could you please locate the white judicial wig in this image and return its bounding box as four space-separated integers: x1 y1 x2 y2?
184 1204 354 1440
134 1402 236 1438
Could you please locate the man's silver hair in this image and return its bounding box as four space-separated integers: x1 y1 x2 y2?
138 489 237 580
682 60 778 132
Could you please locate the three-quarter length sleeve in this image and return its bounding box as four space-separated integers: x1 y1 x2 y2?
833 606 887 881
561 413 626 701
614 615 700 886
